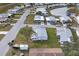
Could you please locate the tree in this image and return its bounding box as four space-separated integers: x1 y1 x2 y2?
68 50 79 56
36 11 42 15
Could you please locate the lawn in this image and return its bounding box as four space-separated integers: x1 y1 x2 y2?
71 29 78 42
24 14 35 24
29 28 60 48
15 27 33 44
0 24 12 31
0 34 4 41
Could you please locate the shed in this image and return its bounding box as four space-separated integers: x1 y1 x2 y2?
20 44 28 50
34 15 44 21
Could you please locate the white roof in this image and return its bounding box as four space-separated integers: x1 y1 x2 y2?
34 15 44 21
76 28 79 37
8 7 20 14
0 14 8 21
36 8 47 13
50 7 68 16
31 26 48 40
59 16 72 22
56 27 72 43
46 16 56 21
0 14 8 17
20 44 28 50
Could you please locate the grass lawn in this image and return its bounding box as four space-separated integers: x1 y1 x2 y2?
29 28 60 48
15 27 33 44
71 29 78 42
0 34 4 41
24 14 35 24
0 24 12 31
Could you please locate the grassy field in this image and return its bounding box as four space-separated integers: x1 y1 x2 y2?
29 28 60 48
0 34 4 41
24 14 35 24
0 24 12 31
0 4 16 13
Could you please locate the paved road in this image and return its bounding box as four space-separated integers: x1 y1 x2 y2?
0 9 30 56
23 24 64 28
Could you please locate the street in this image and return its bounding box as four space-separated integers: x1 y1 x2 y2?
0 9 30 56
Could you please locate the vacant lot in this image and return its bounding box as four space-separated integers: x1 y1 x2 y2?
24 14 35 24
15 27 33 44
29 28 60 48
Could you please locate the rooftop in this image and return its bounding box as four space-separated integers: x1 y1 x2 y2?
29 48 64 56
56 27 72 43
59 16 72 22
0 14 8 21
36 8 47 12
34 15 44 21
46 16 56 21
31 26 48 40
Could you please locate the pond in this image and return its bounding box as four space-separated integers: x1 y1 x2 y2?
50 7 68 16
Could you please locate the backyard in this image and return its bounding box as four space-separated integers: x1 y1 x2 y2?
29 28 60 48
